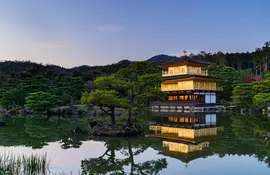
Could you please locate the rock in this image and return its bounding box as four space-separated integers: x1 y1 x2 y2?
0 109 8 115
90 111 96 117
19 109 31 116
89 124 144 137
0 121 6 127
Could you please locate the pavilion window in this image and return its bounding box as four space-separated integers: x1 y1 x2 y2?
179 95 185 100
168 96 178 100
179 117 185 122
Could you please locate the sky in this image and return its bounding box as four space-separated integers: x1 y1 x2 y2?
0 0 269 68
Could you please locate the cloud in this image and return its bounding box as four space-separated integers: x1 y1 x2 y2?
96 25 124 32
33 42 76 49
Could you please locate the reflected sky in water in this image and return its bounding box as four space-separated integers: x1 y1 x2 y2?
0 113 270 174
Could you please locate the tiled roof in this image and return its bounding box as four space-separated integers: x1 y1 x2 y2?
163 74 223 81
160 56 210 66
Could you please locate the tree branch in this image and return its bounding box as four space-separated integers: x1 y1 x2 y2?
99 149 110 158
133 164 147 175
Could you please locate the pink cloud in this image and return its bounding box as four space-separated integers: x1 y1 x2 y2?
96 25 124 32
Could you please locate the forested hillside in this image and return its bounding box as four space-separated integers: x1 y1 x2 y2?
148 41 270 75
0 41 269 109
0 59 132 109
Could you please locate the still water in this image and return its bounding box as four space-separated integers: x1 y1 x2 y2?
0 113 270 175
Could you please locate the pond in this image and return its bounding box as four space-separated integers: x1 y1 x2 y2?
0 113 270 175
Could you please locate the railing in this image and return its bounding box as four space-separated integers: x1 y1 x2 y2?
161 86 223 91
162 70 208 77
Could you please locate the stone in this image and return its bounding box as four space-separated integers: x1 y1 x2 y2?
19 109 32 116
89 124 144 137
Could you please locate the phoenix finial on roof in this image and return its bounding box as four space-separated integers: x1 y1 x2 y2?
181 50 187 56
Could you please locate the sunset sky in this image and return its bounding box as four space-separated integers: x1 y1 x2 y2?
0 0 269 68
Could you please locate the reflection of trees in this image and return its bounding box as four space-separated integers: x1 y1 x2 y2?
81 139 126 174
81 138 167 175
208 113 270 167
230 114 270 167
0 116 88 149
208 114 254 157
147 113 270 168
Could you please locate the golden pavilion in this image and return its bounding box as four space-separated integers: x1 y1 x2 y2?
160 52 223 104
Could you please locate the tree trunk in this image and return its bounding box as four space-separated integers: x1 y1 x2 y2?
110 106 116 125
126 88 134 126
128 139 134 175
110 148 115 163
255 64 258 76
265 60 268 72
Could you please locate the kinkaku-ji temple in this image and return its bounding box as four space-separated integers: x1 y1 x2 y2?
151 52 225 112
147 112 224 166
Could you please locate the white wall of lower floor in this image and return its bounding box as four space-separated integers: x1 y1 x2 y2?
194 92 216 104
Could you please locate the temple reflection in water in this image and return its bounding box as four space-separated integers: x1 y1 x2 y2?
148 112 223 165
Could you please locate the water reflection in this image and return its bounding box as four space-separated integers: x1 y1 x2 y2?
81 138 167 174
148 113 224 166
0 113 270 174
0 116 89 149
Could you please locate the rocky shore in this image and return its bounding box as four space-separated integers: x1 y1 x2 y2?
89 122 144 137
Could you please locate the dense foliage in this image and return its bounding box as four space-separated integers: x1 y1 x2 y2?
207 65 251 102
149 41 270 75
0 41 269 112
0 60 132 113
81 61 164 125
231 71 270 109
25 91 60 114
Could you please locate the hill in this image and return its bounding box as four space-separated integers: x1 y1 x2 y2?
0 60 132 76
146 54 178 65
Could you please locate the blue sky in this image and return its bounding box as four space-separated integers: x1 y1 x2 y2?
0 0 269 68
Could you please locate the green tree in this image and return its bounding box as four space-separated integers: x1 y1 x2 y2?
253 93 270 107
81 90 130 125
0 88 26 108
25 91 60 114
81 63 163 125
115 62 163 125
231 83 254 107
252 71 270 107
59 76 84 104
208 65 251 102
